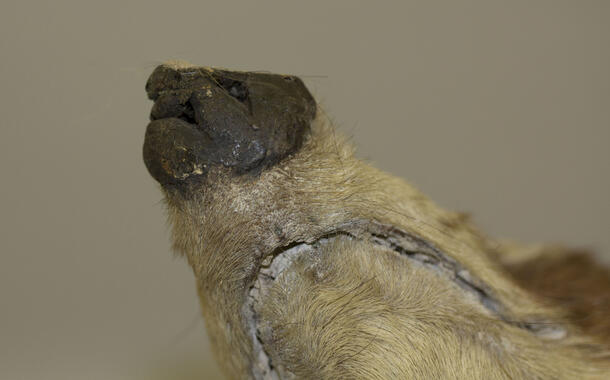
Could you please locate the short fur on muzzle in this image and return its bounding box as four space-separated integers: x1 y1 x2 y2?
143 61 610 379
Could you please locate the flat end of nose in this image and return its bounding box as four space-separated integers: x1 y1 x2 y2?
142 63 317 189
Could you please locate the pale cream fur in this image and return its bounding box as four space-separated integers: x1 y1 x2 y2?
161 111 609 379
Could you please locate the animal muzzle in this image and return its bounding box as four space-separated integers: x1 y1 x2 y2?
142 63 317 188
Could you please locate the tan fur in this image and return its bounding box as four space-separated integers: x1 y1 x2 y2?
161 111 610 379
256 237 604 379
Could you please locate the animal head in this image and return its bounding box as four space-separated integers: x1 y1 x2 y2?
143 61 609 379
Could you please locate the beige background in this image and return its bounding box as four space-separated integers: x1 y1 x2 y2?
1 1 608 379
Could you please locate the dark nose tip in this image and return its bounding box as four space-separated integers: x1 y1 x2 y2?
142 63 317 188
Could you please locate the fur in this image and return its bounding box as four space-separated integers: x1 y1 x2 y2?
160 111 610 379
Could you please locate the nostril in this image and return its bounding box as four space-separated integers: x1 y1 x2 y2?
149 92 197 125
211 75 249 103
228 84 247 102
181 102 196 124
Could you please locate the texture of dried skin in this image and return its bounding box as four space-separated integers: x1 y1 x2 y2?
144 63 610 379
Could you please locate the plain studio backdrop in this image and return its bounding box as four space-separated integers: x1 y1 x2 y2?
1 1 608 379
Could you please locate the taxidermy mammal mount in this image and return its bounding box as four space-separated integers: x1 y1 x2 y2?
143 61 610 379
